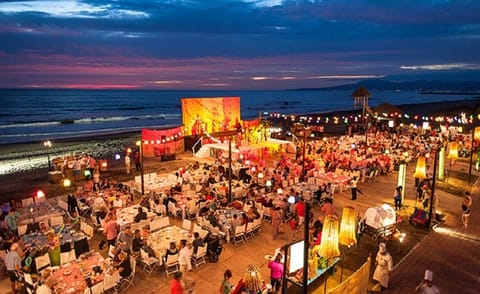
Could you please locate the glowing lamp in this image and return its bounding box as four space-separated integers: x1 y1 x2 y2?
339 206 357 246
287 196 296 204
36 190 45 198
277 188 283 194
63 179 71 187
266 180 272 187
126 147 132 154
84 169 92 178
251 166 256 172
318 215 340 259
474 127 480 142
447 142 458 160
100 159 108 171
114 154 121 160
245 160 250 165
257 172 264 179
135 141 141 146
413 156 427 179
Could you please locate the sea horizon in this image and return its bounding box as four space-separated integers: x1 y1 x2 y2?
1 88 478 175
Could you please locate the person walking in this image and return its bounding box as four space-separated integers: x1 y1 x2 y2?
394 186 403 210
170 271 184 294
134 151 141 172
124 152 131 175
461 193 472 227
268 254 284 294
372 243 393 291
220 269 233 294
272 207 283 240
414 270 440 294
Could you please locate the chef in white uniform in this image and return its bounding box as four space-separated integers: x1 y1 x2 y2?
373 242 393 291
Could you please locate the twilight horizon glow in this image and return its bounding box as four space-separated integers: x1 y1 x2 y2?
1 0 480 90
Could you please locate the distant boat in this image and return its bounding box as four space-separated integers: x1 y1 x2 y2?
60 119 75 124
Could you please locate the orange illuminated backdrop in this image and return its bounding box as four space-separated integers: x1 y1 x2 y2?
181 97 241 136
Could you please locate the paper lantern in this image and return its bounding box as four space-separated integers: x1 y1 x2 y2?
413 156 427 179
63 179 71 187
447 142 458 160
339 206 357 246
243 264 263 293
318 215 340 259
474 127 480 142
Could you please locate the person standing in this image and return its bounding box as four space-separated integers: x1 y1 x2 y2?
5 208 20 236
415 269 440 294
220 269 233 294
116 226 133 253
268 254 284 294
350 176 359 200
272 207 283 241
461 193 472 227
5 243 21 294
134 151 141 172
178 239 192 275
394 186 403 210
104 213 118 247
372 243 393 291
124 152 131 175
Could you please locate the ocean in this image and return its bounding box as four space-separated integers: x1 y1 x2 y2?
0 88 476 146
0 88 476 175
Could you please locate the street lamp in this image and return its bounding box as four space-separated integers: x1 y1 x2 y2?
43 140 52 171
291 124 311 182
136 139 145 196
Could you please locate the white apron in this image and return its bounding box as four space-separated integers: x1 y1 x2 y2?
373 252 393 288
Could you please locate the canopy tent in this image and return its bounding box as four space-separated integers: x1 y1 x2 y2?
364 204 396 229
141 127 184 157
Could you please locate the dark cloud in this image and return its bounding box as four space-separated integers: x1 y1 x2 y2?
0 0 479 89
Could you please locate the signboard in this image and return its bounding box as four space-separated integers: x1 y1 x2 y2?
288 240 305 274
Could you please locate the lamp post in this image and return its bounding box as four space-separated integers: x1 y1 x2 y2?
136 139 145 196
427 150 439 230
292 125 311 182
468 127 480 185
302 201 310 294
44 140 52 171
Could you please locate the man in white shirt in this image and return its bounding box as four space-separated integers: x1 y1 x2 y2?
5 243 21 293
178 239 192 275
112 195 123 209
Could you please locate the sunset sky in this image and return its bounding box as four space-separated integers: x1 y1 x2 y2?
1 0 479 89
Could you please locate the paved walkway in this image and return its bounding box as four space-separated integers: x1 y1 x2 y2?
387 173 480 293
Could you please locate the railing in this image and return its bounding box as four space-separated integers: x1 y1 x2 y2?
291 134 301 146
192 136 203 155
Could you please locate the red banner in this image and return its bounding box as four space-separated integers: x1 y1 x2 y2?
141 127 184 157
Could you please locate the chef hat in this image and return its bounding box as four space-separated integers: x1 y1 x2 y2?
424 270 433 281
379 242 386 253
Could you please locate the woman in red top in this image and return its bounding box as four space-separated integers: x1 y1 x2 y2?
170 271 184 294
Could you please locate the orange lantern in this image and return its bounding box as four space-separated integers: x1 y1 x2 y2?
318 215 340 259
413 156 427 179
339 206 357 246
447 142 458 160
474 127 480 142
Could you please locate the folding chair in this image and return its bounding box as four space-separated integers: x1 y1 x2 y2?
139 248 161 275
103 271 120 294
232 225 246 245
60 250 76 265
21 197 34 207
182 219 192 232
119 256 136 291
191 245 207 269
85 282 104 294
49 215 64 227
34 253 51 275
164 254 179 277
